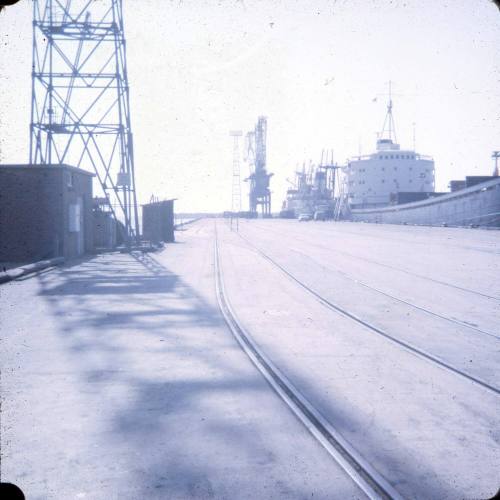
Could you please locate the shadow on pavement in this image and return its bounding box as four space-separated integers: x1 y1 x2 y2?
34 250 329 499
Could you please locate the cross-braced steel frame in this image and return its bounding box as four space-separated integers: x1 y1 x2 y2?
30 0 139 244
229 130 242 231
245 116 272 217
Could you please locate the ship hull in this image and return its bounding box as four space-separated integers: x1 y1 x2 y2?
349 178 500 228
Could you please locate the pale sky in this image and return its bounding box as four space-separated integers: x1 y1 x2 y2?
1 0 499 212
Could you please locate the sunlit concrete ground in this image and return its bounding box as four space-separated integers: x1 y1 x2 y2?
1 218 499 499
0 220 362 500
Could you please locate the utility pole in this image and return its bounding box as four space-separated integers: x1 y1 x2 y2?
30 0 140 246
492 151 500 177
229 131 242 231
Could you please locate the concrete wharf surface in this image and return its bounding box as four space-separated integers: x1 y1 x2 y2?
1 219 499 499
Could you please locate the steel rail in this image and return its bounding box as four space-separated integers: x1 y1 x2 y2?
237 232 500 397
214 223 403 500
283 244 500 341
248 222 500 301
244 221 499 339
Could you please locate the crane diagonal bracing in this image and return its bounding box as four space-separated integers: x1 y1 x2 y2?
30 0 139 244
245 116 273 217
229 130 243 231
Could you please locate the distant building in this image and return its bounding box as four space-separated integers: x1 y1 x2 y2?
142 199 175 244
0 164 94 263
93 205 118 251
449 180 466 192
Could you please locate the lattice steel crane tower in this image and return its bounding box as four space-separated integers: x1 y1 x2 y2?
30 0 139 244
229 130 242 231
245 116 273 217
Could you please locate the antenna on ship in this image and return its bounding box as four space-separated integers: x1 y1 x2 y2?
380 80 398 143
412 122 416 151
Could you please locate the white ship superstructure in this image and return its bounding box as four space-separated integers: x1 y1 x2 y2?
346 95 435 208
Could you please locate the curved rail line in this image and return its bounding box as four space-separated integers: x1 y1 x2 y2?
284 245 500 341
214 225 403 500
236 231 500 396
246 222 499 301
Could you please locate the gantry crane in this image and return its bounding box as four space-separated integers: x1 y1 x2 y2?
30 0 140 245
244 116 273 217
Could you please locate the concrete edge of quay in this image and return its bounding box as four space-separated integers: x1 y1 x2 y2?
0 257 65 284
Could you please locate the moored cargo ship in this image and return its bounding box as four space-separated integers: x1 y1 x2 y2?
343 94 500 227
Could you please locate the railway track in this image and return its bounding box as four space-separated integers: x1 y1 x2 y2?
236 231 500 396
247 222 500 301
283 245 500 341
214 223 403 500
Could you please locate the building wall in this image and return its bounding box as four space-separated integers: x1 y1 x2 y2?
347 151 435 208
61 169 94 258
142 200 175 243
0 165 93 262
93 210 117 250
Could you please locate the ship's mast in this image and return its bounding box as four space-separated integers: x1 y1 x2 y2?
380 80 398 143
